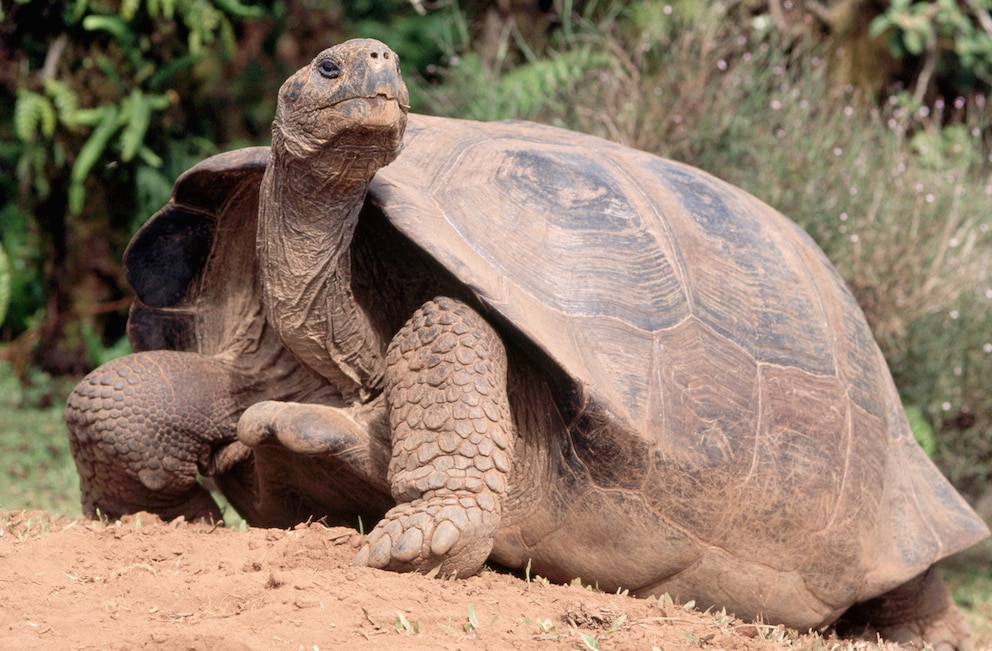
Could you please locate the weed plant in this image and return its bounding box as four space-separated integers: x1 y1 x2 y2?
422 0 992 496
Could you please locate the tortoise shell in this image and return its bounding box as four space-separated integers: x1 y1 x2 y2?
123 113 988 627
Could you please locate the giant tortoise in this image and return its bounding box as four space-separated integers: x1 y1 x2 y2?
66 38 989 647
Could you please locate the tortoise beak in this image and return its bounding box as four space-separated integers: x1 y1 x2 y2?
330 39 410 112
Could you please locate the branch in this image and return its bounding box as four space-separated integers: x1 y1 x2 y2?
41 33 67 80
912 30 938 106
768 0 790 32
803 0 833 27
964 0 992 37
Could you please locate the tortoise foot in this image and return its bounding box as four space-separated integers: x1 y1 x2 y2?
837 566 973 651
872 594 971 651
354 490 499 577
238 399 389 493
366 297 517 577
239 400 367 455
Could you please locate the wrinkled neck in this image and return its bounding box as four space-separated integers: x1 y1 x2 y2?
265 161 364 266
257 144 385 400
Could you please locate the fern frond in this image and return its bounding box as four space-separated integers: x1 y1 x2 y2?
44 79 80 129
119 89 150 162
13 92 45 142
38 96 57 138
69 106 119 215
119 0 140 21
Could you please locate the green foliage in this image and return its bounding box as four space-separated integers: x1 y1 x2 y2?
1 0 282 369
427 46 616 122
0 203 46 338
871 0 992 87
422 3 628 123
72 0 255 56
10 1 255 216
13 90 57 142
0 362 81 516
344 0 448 71
905 404 936 455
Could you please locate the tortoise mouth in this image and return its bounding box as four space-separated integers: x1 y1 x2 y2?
332 95 409 116
325 96 409 135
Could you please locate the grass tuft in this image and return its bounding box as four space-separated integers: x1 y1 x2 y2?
0 362 80 517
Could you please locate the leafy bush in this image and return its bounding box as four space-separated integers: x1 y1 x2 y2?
7 0 267 217
0 0 282 372
870 0 992 102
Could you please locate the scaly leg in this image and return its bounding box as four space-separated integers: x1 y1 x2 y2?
354 297 515 577
66 351 250 522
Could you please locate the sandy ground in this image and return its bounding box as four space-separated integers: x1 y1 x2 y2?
0 509 973 651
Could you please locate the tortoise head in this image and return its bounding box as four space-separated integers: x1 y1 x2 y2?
272 38 410 177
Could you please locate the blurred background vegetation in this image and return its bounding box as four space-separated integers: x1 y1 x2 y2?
1 0 991 517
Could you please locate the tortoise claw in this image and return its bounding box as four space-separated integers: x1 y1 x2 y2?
354 493 496 577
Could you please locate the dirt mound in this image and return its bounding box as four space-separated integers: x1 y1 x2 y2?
0 510 903 650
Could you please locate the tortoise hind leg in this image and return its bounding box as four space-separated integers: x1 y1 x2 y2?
66 350 250 522
836 566 972 651
354 297 516 577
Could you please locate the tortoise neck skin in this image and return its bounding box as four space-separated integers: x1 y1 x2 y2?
257 39 409 400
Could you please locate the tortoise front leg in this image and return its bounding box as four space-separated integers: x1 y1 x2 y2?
236 399 393 528
354 297 516 577
66 351 251 522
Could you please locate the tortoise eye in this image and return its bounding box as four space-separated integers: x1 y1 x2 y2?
319 60 341 79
